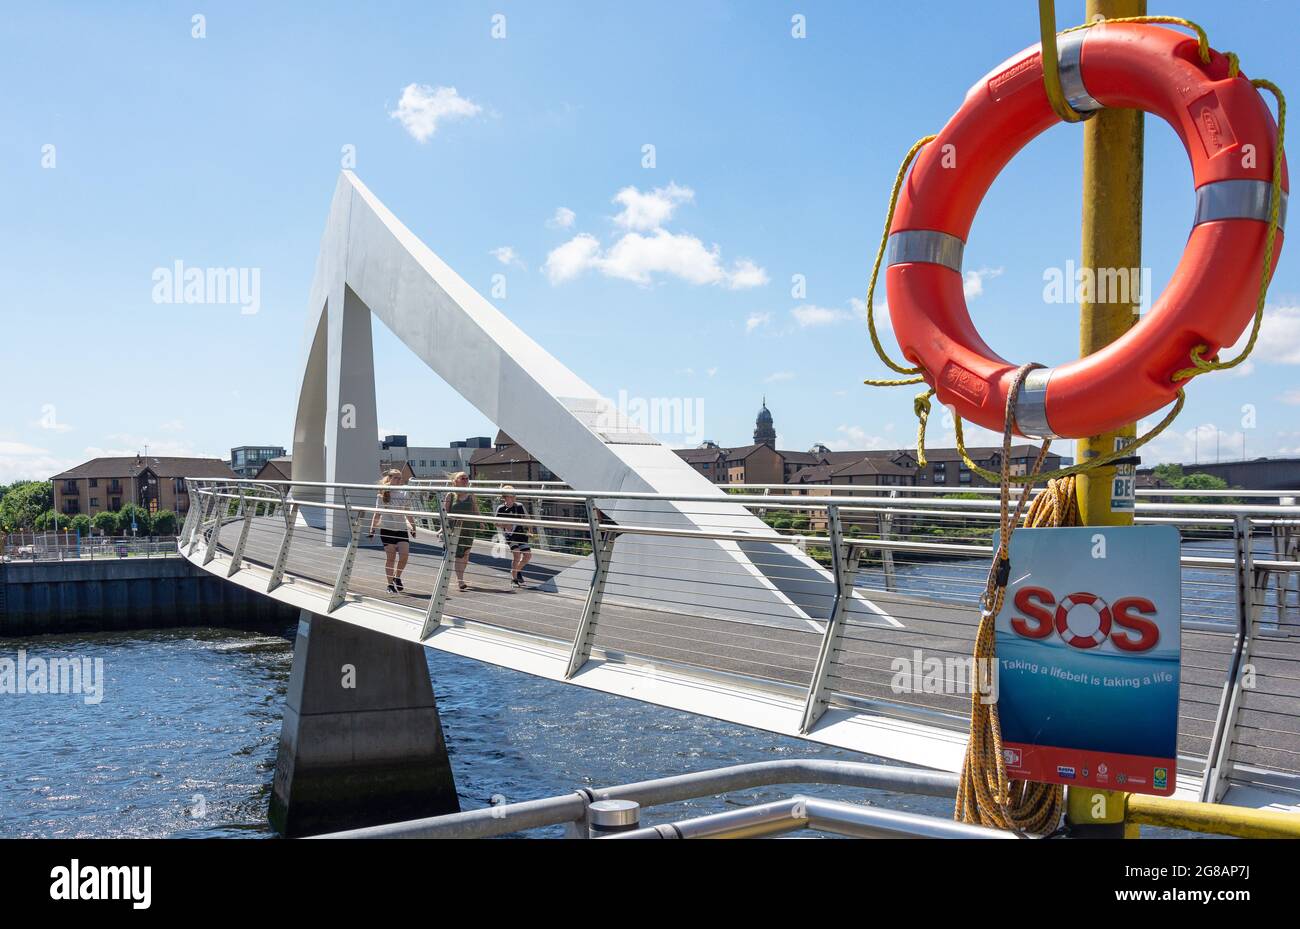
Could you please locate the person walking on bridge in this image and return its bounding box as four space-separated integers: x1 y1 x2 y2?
496 486 532 588
446 471 478 591
369 469 417 594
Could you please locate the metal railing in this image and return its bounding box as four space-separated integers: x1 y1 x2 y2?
180 476 1300 809
2 532 181 562
313 758 990 839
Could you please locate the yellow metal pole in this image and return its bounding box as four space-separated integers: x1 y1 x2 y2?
1126 793 1300 839
1067 0 1145 838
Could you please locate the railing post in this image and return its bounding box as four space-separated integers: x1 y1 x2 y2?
1200 515 1258 802
267 491 300 593
419 493 457 640
800 503 851 734
880 488 898 592
202 489 231 566
531 497 550 552
187 491 214 556
179 486 201 547
226 488 257 578
326 489 362 613
565 499 616 679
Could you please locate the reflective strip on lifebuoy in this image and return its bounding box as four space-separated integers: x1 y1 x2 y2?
1055 592 1111 649
886 24 1289 439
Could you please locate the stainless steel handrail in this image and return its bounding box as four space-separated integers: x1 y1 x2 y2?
182 475 1300 807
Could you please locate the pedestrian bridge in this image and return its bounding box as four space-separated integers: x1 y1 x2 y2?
177 477 1300 813
188 171 1300 820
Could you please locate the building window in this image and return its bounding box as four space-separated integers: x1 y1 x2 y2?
89 478 98 488
111 497 122 509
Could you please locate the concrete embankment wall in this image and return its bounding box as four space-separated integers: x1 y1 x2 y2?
0 557 299 637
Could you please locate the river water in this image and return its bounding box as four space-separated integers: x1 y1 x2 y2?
0 625 967 838
4 541 1250 837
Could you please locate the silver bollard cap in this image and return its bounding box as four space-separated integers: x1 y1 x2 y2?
589 799 640 827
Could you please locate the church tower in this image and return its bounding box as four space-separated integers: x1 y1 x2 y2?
753 398 776 448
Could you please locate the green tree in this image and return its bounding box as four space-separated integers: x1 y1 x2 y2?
92 510 120 535
118 503 152 536
70 514 92 537
0 481 54 530
151 509 178 536
1152 463 1185 485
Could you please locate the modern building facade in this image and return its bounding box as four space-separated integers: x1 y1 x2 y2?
379 435 490 479
230 445 288 479
51 456 237 517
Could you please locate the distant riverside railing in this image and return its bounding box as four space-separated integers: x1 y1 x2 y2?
2 532 180 562
180 477 1300 809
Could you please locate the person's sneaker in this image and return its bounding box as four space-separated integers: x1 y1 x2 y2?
393 577 404 591
387 582 398 594
511 574 522 587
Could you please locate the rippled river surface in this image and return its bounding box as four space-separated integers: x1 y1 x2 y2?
0 624 980 838
3 585 1211 840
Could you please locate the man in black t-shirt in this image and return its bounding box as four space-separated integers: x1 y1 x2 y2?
496 487 532 587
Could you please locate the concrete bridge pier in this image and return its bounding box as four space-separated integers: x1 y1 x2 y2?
269 610 459 837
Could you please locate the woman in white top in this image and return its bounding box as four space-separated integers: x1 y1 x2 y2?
368 469 417 594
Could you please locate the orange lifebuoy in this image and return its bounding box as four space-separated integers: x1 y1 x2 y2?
886 24 1288 439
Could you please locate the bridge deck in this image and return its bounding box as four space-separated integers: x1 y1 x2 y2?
207 517 1300 810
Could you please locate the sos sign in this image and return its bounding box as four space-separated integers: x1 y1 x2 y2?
1011 587 1160 652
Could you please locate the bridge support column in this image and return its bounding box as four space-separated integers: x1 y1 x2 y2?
269 610 459 837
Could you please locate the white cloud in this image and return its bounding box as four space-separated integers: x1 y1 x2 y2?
546 228 765 289
706 367 718 377
745 312 772 334
791 304 850 328
764 371 795 383
159 419 185 432
851 296 892 331
545 181 767 290
83 435 215 460
963 266 1004 299
389 84 482 142
1134 422 1246 466
1227 302 1300 364
547 207 576 229
544 233 602 284
1280 390 1300 405
490 246 525 269
0 441 78 484
725 258 769 289
612 182 694 231
825 425 887 452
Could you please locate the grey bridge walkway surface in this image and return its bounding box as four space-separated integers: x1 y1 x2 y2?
212 517 1300 802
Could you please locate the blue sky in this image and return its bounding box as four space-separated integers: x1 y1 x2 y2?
1 0 1297 483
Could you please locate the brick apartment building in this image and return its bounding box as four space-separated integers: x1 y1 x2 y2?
51 455 237 517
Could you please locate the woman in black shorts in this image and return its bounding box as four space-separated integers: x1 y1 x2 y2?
446 472 478 591
496 486 532 588
368 469 417 594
